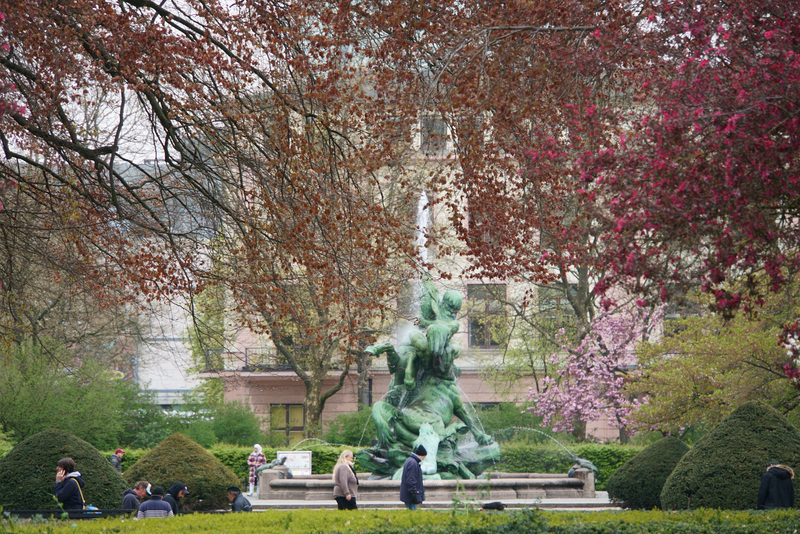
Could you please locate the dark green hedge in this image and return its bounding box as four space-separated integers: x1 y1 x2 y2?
2 507 799 533
661 401 800 510
606 436 689 509
494 442 642 490
123 433 239 511
0 429 128 510
204 444 361 483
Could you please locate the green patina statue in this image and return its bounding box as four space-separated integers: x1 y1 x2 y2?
357 276 500 479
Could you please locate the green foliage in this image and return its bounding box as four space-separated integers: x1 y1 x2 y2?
212 402 265 446
474 403 571 444
101 448 147 473
159 401 264 448
323 407 376 446
117 386 175 449
606 436 690 509
0 429 14 458
661 401 800 510
185 277 229 406
494 442 641 490
122 433 239 511
629 292 800 435
0 428 128 510
208 443 256 483
2 505 800 533
261 430 293 448
0 339 133 449
182 420 218 448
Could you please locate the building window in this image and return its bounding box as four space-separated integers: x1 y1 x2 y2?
271 404 305 446
467 284 507 348
420 115 448 155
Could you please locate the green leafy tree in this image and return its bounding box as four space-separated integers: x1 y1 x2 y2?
212 401 264 446
472 403 556 444
0 429 13 458
324 407 376 447
628 288 800 435
0 338 133 449
185 270 229 407
117 385 174 449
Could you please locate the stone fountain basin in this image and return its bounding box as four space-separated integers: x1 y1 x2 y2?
258 468 595 501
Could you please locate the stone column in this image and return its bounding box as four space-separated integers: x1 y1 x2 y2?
571 467 595 498
258 470 283 499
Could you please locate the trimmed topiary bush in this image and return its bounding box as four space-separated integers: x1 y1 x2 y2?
661 401 800 510
0 428 128 510
606 436 689 509
123 433 239 511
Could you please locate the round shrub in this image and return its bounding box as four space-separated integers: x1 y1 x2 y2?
0 428 128 510
606 436 689 509
123 433 239 511
661 401 800 510
324 407 376 447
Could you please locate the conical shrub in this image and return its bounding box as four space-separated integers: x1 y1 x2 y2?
606 436 689 509
661 401 800 510
123 433 239 511
0 428 127 510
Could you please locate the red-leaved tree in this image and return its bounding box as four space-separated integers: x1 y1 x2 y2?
580 0 800 315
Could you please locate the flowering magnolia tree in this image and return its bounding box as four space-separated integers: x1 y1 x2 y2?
527 305 664 434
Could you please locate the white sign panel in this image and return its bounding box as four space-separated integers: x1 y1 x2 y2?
276 450 312 476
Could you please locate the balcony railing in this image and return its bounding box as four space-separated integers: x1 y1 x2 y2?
204 347 292 372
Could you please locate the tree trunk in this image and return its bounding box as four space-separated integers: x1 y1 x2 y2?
357 351 371 407
571 419 587 441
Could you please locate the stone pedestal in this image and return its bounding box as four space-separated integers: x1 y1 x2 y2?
259 470 595 501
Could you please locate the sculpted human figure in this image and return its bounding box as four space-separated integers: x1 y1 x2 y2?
362 279 497 479
406 289 462 388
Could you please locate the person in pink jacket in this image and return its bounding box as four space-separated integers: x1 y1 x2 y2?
247 444 267 496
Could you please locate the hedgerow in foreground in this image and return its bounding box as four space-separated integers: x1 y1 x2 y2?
3 508 800 533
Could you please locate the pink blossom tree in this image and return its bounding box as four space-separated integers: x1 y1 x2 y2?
527 305 664 435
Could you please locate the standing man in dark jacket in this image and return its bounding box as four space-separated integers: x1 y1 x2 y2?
758 463 795 509
399 445 427 510
110 449 125 473
163 482 189 515
122 481 150 512
54 457 86 510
